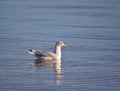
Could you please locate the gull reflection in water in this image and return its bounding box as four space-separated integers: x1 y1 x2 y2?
29 59 62 85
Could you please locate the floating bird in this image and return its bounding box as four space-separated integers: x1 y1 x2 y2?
28 41 68 60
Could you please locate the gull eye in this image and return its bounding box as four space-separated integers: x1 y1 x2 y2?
60 42 64 45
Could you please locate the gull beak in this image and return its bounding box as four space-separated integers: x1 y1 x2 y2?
64 44 68 48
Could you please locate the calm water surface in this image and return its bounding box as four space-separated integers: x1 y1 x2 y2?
0 0 120 91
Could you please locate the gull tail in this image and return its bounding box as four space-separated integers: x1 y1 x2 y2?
28 49 36 55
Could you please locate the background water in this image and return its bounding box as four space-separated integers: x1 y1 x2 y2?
0 0 120 91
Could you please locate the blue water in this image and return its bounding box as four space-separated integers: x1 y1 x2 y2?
0 0 120 91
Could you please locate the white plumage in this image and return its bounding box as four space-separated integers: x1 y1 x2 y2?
28 41 68 60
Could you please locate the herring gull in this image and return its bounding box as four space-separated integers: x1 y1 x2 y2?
28 41 68 60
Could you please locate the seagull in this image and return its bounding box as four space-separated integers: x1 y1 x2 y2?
28 41 68 60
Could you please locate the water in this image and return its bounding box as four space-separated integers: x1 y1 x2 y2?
0 0 120 91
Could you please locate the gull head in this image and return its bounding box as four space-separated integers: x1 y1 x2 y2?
56 41 68 48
